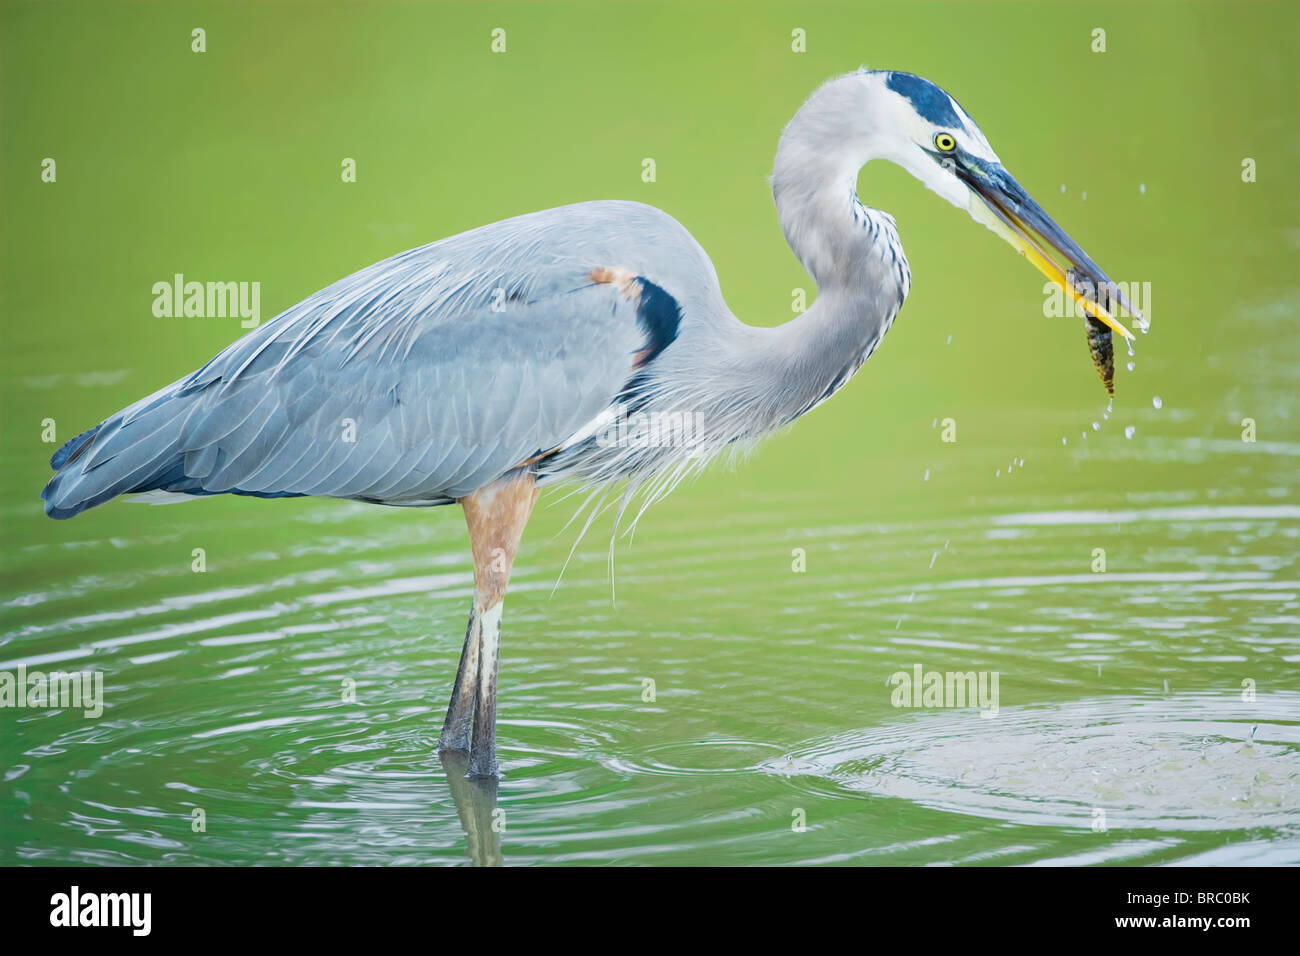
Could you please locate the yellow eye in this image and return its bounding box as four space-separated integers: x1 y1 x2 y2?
934 132 957 152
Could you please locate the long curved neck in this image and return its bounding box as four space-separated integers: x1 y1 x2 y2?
644 75 914 446
750 74 912 425
773 75 886 289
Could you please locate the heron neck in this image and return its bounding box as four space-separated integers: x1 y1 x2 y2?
755 79 909 423
751 282 904 429
771 72 889 289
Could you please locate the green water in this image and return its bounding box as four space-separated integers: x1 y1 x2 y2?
2 1 1298 865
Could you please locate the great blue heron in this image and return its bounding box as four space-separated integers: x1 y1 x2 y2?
42 70 1141 778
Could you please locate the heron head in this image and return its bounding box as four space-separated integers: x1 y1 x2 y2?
871 70 1141 338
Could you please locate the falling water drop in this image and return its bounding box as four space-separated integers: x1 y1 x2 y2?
1092 421 1100 431
1139 183 1146 195
1124 425 1136 439
1126 361 1135 372
1152 395 1163 410
923 468 931 481
1126 338 1135 357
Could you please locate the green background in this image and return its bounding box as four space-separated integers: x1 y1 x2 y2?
2 1 1297 864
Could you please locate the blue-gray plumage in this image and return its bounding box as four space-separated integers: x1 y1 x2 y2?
42 70 1141 778
45 203 708 515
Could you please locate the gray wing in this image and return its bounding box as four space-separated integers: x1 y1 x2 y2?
43 201 711 518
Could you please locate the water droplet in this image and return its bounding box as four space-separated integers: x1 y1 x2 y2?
1139 183 1146 195
946 334 952 344
1092 421 1100 431
923 468 930 481
996 469 1001 477
931 418 937 428
1124 425 1136 439
1062 437 1068 445
1106 398 1114 414
1081 190 1088 200
1060 184 1067 194
1152 395 1163 410
929 551 938 568
1126 361 1135 372
1126 339 1135 357
1081 431 1087 439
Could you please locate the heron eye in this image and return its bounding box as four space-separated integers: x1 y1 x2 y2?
934 132 957 152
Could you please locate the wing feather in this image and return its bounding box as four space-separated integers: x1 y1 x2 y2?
43 200 715 518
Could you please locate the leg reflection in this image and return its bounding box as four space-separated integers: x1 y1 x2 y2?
438 750 503 866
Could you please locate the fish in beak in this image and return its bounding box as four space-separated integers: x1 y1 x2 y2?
956 159 1142 343
1072 268 1117 395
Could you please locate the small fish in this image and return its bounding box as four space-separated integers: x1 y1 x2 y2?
1068 268 1114 396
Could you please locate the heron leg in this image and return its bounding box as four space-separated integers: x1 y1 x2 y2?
459 473 539 779
468 600 504 778
437 597 480 753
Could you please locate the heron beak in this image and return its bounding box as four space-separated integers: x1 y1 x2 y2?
958 160 1140 340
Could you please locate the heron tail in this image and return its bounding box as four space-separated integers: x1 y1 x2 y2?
41 388 191 520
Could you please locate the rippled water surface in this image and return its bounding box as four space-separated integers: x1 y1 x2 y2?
2 2 1298 865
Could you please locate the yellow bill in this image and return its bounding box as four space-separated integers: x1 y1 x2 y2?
968 193 1135 340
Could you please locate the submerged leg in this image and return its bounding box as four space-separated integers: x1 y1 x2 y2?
437 598 480 753
460 473 538 779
